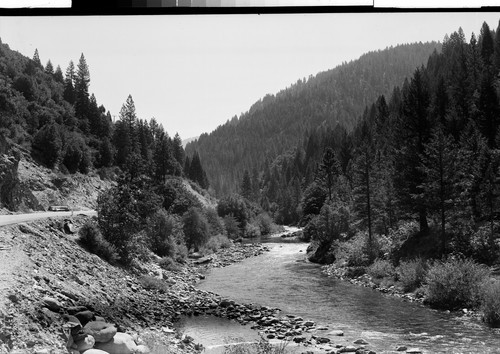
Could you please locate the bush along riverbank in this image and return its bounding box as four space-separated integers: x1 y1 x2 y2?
319 247 500 328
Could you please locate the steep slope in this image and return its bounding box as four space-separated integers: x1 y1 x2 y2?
186 42 441 196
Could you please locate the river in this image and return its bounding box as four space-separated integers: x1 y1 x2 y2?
177 241 500 354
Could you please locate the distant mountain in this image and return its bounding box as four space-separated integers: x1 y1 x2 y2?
185 42 441 196
182 136 199 148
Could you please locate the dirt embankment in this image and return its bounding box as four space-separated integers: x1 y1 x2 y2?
0 215 269 354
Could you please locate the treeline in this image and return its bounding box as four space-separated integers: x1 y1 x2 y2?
0 39 208 188
258 22 500 266
186 42 440 196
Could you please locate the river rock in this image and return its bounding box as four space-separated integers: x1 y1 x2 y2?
83 321 117 343
329 330 344 336
396 346 407 351
354 339 369 345
75 334 95 352
42 296 62 312
338 346 357 353
94 332 138 354
63 220 75 234
304 320 315 327
136 344 150 353
79 350 109 354
75 310 94 326
406 349 422 354
67 306 89 315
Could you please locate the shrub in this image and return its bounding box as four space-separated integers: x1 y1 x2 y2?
174 242 188 263
424 257 489 310
205 234 232 253
145 210 179 257
244 223 261 238
302 216 320 242
482 280 500 328
397 258 428 292
345 266 366 278
32 122 62 168
182 207 210 251
217 194 249 229
158 256 181 272
256 213 274 236
160 178 202 216
97 173 161 265
139 275 169 293
368 259 395 279
205 207 226 236
223 215 240 239
78 221 118 264
469 225 500 265
300 182 327 221
335 233 370 267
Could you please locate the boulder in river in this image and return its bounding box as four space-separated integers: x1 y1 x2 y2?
329 329 344 336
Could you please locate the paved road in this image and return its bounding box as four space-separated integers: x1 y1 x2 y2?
0 210 96 227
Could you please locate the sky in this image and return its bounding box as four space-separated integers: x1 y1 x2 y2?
0 13 499 139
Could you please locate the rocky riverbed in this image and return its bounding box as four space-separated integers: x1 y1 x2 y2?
0 216 429 354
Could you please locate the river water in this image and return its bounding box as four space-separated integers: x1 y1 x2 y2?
178 242 500 354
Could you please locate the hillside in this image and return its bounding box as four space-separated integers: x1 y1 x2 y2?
185 42 441 196
0 38 210 213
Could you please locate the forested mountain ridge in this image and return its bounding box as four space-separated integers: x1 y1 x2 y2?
186 42 441 196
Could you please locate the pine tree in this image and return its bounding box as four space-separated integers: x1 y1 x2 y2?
318 147 340 201
88 94 101 137
478 73 500 147
394 67 431 232
172 133 185 167
119 95 139 154
32 49 41 67
352 120 376 245
45 60 54 75
419 127 462 254
74 54 90 129
54 65 64 83
480 22 494 68
494 20 500 71
113 120 132 168
241 170 252 200
153 133 172 183
189 151 209 189
63 61 76 104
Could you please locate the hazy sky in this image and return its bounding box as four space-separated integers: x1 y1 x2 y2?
0 13 499 139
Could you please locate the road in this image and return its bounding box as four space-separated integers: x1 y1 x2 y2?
0 210 96 227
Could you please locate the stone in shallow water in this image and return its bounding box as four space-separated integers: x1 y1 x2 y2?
406 349 422 354
328 329 344 336
354 339 369 345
